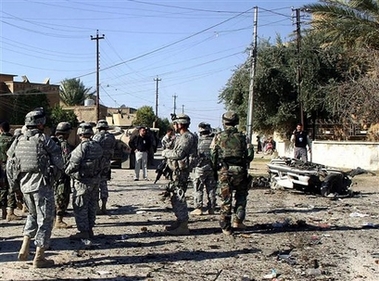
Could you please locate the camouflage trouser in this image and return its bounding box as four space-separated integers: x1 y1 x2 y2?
217 165 248 231
54 175 71 216
192 169 217 210
169 170 190 222
72 180 98 232
23 186 55 248
0 164 18 209
99 163 111 200
0 164 8 207
99 177 108 200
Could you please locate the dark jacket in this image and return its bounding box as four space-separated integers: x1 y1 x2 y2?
129 134 151 152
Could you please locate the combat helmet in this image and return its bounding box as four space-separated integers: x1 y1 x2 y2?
222 111 239 126
77 123 94 136
25 109 46 127
173 114 191 125
56 122 72 134
198 122 211 134
96 119 109 129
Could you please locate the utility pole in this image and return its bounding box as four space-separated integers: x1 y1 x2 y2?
91 29 104 122
246 6 258 144
181 104 184 114
294 8 304 126
154 76 161 117
172 94 177 115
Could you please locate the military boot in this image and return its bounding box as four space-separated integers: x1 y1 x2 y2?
165 220 181 231
22 204 29 214
222 228 233 235
1 206 6 219
16 201 23 210
232 220 247 230
206 208 215 215
190 208 203 216
33 247 54 268
69 231 90 240
18 236 31 261
166 221 190 235
54 215 70 229
6 208 22 221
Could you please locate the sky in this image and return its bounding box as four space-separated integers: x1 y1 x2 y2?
0 0 314 130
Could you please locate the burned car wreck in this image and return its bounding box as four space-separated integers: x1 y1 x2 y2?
266 157 375 197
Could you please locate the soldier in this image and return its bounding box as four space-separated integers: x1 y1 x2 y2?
0 121 22 221
93 120 116 214
161 127 176 150
6 109 64 268
162 114 197 235
191 122 217 216
210 111 254 235
65 123 103 239
51 122 74 228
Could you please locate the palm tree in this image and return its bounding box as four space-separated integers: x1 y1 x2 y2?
60 78 95 106
304 0 379 50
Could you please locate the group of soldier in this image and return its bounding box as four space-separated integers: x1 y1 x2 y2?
0 107 254 268
160 111 254 236
1 109 116 268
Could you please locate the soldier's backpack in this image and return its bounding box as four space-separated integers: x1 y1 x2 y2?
188 132 198 169
93 131 115 159
14 133 49 173
79 140 104 178
218 129 246 166
196 134 213 167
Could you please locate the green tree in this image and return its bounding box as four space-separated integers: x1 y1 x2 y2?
132 106 156 127
304 0 379 50
50 105 79 129
60 78 95 106
9 89 50 125
219 35 356 137
304 1 379 129
218 63 250 131
133 106 172 137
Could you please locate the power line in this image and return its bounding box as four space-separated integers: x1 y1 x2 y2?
75 6 255 79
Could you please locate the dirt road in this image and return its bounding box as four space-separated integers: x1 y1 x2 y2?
0 158 378 281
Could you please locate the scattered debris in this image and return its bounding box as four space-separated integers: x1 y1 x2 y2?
267 157 374 197
263 269 277 279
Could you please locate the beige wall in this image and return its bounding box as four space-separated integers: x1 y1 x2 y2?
275 140 379 171
0 74 59 123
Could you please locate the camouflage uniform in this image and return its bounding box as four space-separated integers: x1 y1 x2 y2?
210 111 254 235
51 122 74 228
6 109 64 268
162 114 197 235
65 123 103 239
93 120 116 213
54 137 72 214
0 129 15 219
191 123 216 215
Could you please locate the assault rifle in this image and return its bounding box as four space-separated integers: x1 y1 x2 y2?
154 159 173 184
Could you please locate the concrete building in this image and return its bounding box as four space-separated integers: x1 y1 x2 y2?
106 107 137 128
0 73 60 122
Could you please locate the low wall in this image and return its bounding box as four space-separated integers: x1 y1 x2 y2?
276 140 379 172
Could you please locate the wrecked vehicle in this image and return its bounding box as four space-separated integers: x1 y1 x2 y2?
267 157 375 197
